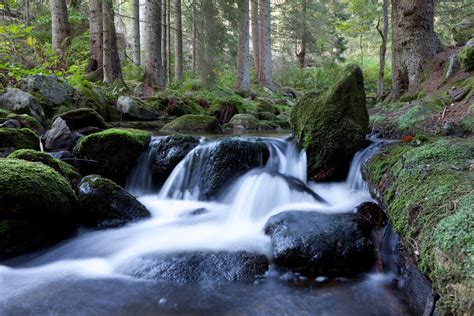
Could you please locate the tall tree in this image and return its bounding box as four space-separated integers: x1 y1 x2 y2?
174 0 183 83
162 0 168 86
86 0 103 80
236 0 250 92
24 0 30 26
258 0 273 89
167 0 172 84
196 0 218 88
50 0 70 54
102 0 123 83
297 0 307 68
144 0 164 92
391 0 441 96
131 0 141 65
376 0 389 101
251 0 260 78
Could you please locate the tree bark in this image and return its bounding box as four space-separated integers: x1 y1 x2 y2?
24 0 30 26
162 0 168 86
132 0 141 65
391 0 441 97
167 0 172 84
102 0 123 84
251 0 260 80
87 0 103 80
376 0 389 102
297 0 307 68
144 0 164 93
174 0 183 83
50 0 70 54
236 0 250 93
258 0 273 90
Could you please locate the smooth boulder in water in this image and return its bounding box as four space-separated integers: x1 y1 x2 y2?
123 250 269 283
77 175 150 228
290 64 368 181
152 134 201 184
264 211 374 276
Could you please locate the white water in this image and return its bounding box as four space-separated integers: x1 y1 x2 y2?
0 135 382 301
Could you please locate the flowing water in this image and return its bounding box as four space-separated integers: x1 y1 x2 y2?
0 135 410 315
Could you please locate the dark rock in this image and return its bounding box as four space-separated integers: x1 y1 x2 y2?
290 64 368 181
2 113 45 134
116 96 159 121
152 135 201 184
59 108 107 131
124 250 269 283
442 122 464 137
264 211 374 276
354 201 388 229
0 119 21 129
77 175 150 228
0 127 39 154
74 126 103 136
0 88 47 125
45 117 76 150
20 74 75 107
448 87 470 102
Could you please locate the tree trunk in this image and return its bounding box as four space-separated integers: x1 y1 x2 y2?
24 0 30 26
162 0 168 86
144 0 164 93
297 0 307 68
174 0 183 83
167 0 172 84
251 0 260 80
258 0 273 90
50 0 70 54
376 0 389 102
391 0 441 97
196 0 217 88
236 0 250 93
87 0 103 80
132 0 141 65
102 0 123 84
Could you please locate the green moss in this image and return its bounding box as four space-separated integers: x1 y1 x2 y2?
0 109 11 117
7 149 80 185
161 115 222 133
399 91 427 103
460 104 474 133
459 46 474 72
5 113 44 132
0 128 39 151
365 138 474 314
370 115 384 125
75 128 150 153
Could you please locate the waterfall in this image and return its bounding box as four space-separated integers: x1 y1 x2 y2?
346 140 384 192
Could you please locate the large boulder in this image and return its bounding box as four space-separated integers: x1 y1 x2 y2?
74 128 151 185
152 135 201 184
451 18 474 45
0 158 77 258
161 115 222 133
0 128 39 157
459 39 474 72
0 88 46 125
123 250 269 283
58 108 107 131
7 149 81 186
224 114 258 130
20 74 75 107
264 211 374 276
116 96 159 121
45 117 77 151
290 64 368 181
77 175 150 228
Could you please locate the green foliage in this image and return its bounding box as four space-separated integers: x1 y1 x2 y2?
459 45 474 72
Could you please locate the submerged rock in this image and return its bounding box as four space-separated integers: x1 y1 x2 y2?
74 128 151 185
124 250 269 283
152 134 201 184
0 158 77 258
116 96 159 121
77 175 150 228
161 115 222 133
264 211 374 276
0 88 47 125
290 64 368 181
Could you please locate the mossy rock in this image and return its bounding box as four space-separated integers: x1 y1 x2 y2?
58 108 107 131
256 98 277 114
459 45 474 72
7 149 80 186
5 113 45 134
290 64 368 181
364 138 474 314
452 19 474 45
74 128 151 185
161 115 222 134
0 158 78 258
0 128 39 156
224 114 258 130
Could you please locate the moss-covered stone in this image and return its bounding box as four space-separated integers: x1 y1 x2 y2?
364 138 474 314
0 158 78 258
290 64 368 181
224 114 259 130
459 45 474 72
5 113 45 134
0 128 39 156
58 108 107 131
161 115 222 134
74 128 151 184
7 149 80 185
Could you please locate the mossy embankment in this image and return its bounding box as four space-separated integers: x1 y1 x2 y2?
364 137 473 314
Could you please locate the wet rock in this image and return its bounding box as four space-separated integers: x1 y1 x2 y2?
225 114 258 130
264 211 374 276
161 115 222 134
290 64 368 181
0 88 46 125
0 119 21 129
124 250 269 283
354 201 388 229
77 175 150 228
116 96 159 121
58 108 107 131
20 74 75 107
152 135 201 184
45 117 76 151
